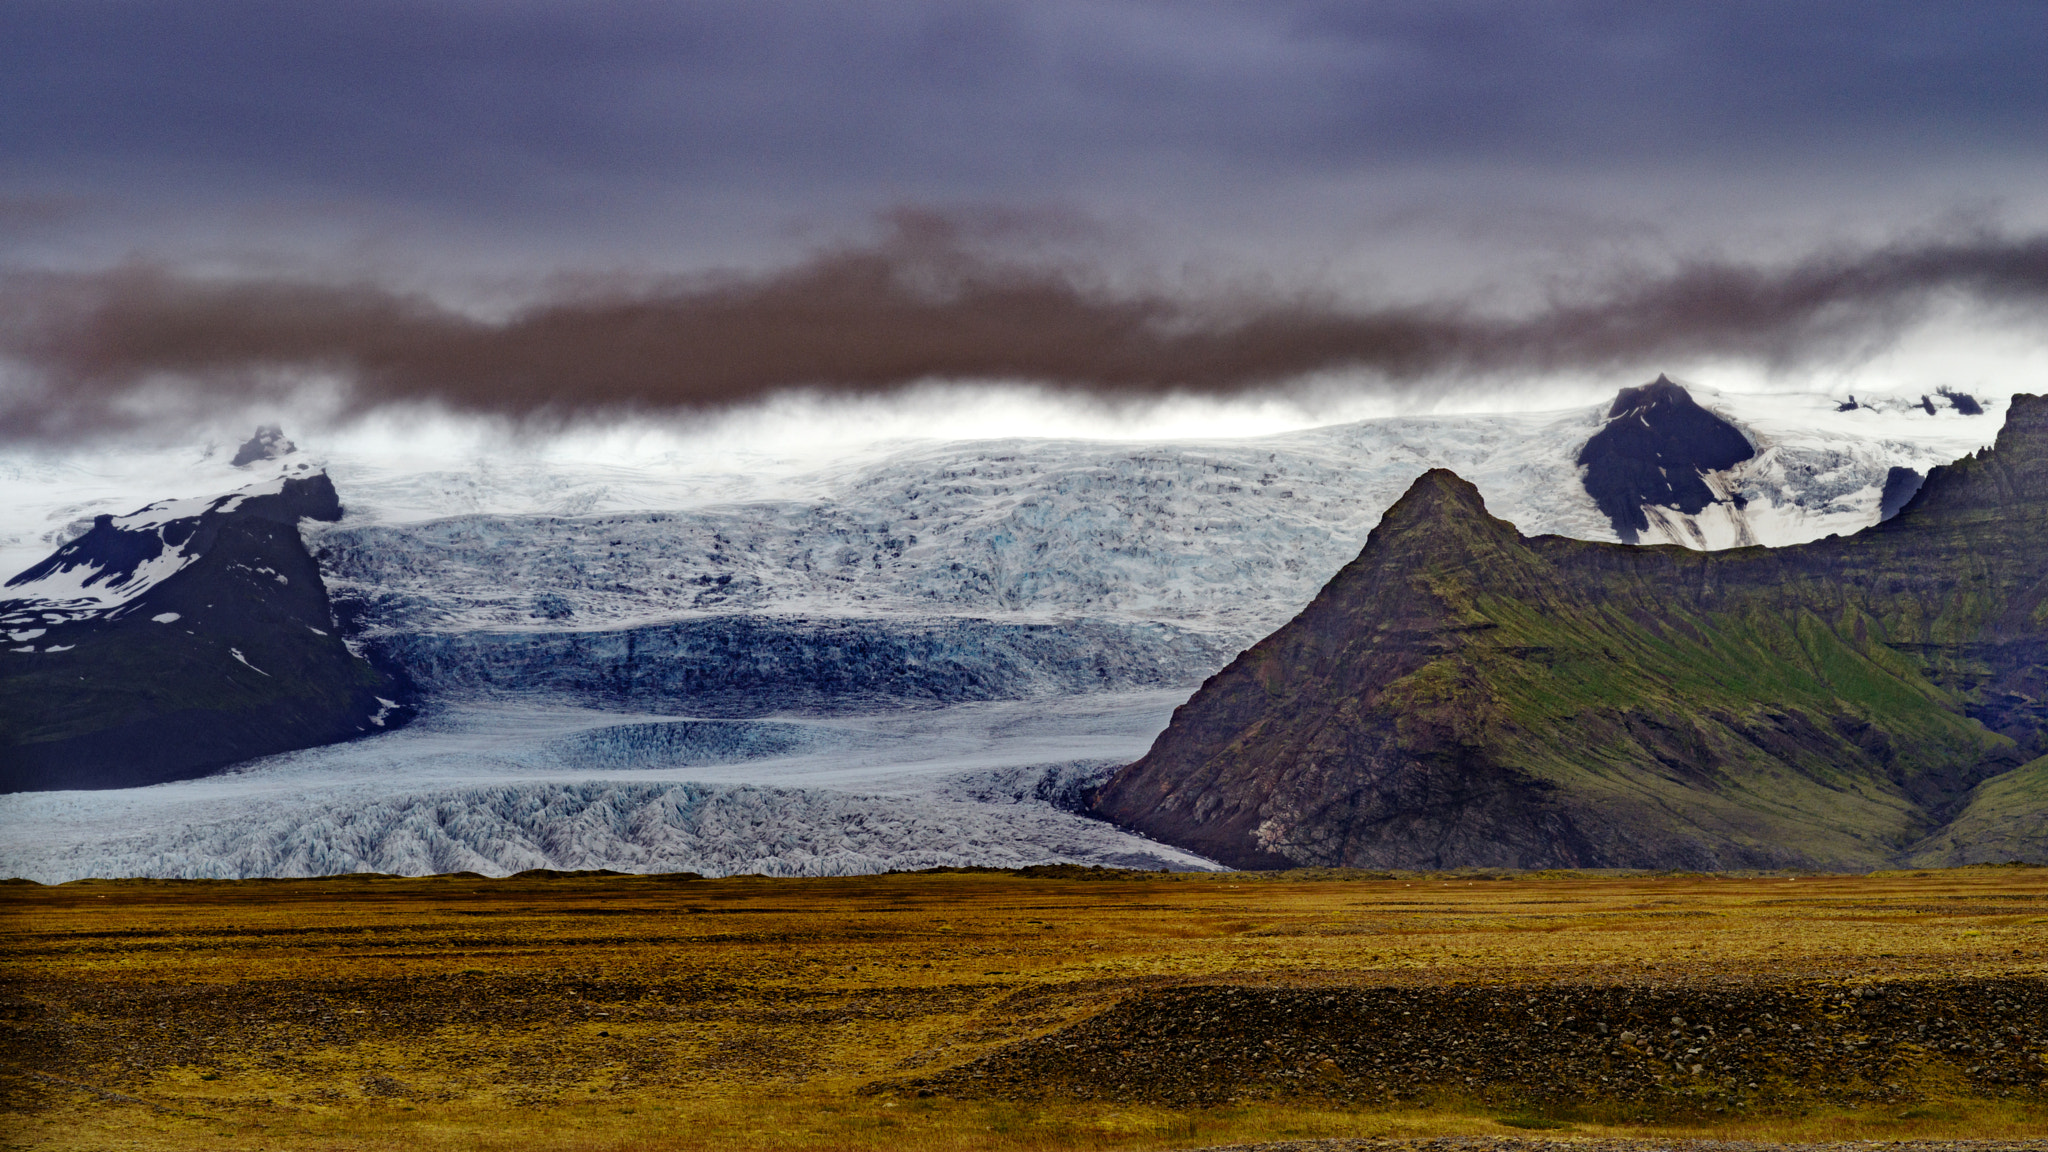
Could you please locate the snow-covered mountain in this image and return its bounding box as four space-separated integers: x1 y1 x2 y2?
0 471 407 791
1603 384 1996 549
3 465 327 627
0 380 2014 878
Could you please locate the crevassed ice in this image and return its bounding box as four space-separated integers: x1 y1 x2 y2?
0 695 1217 880
307 392 2002 645
0 779 1219 881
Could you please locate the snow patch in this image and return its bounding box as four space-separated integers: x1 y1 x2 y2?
2 540 195 614
0 473 310 622
152 613 180 624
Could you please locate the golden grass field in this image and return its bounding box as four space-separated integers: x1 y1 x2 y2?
2 863 2045 1151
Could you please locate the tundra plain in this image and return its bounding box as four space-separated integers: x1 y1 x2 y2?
2 865 2045 1152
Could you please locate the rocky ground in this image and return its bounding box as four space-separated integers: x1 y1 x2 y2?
890 977 2048 1119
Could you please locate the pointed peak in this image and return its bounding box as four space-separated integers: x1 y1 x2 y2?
1373 468 1518 541
1397 467 1490 512
231 425 296 468
1607 374 1696 419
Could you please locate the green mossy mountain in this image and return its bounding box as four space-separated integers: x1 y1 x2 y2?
1092 395 2048 870
1905 753 2048 867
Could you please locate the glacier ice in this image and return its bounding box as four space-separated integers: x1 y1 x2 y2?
365 614 1238 714
0 692 1218 881
2 778 1218 880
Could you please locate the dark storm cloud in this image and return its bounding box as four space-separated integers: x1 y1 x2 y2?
3 1 2044 218
5 3 2044 438
6 215 2046 439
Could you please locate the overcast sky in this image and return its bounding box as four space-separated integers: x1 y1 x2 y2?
3 0 2046 443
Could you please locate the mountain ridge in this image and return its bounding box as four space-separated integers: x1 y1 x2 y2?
1091 395 2048 870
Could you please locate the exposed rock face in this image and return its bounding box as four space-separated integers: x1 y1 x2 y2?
1941 386 1986 416
1577 375 1755 543
1091 395 2048 870
1878 466 1926 521
0 474 409 791
230 425 296 467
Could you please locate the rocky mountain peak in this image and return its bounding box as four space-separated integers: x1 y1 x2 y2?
3 472 344 618
1606 372 1690 418
1345 469 1537 581
2 468 402 791
231 425 297 467
1577 374 1755 542
1379 467 1492 520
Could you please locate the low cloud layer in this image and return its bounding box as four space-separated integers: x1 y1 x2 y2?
5 216 2048 441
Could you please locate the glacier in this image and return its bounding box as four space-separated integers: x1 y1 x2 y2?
0 384 2011 880
0 692 1217 881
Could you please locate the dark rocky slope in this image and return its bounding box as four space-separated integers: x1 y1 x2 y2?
1092 396 2048 870
0 474 409 791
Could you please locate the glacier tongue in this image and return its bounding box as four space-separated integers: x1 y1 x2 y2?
0 779 1216 880
0 692 1218 881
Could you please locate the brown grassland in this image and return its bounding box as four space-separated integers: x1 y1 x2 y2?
2 864 2045 1151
